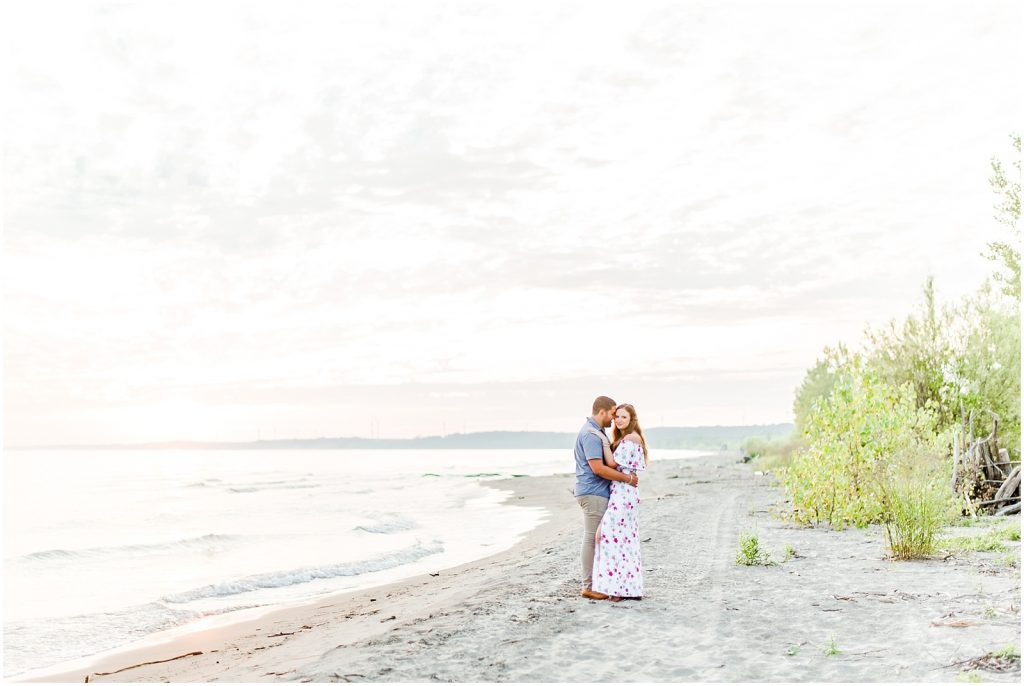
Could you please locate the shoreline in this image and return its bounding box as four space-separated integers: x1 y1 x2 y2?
13 469 583 683
15 451 1022 683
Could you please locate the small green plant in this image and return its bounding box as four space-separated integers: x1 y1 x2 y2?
785 645 800 656
982 606 998 619
1000 521 1021 541
822 633 841 656
735 532 774 566
992 644 1020 659
1001 553 1018 568
782 543 797 562
939 532 1009 553
957 670 983 683
952 515 1001 528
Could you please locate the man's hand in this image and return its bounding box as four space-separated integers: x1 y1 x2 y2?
588 458 639 487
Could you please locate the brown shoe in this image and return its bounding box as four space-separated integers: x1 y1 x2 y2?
581 589 609 600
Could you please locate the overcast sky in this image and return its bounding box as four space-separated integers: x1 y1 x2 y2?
3 0 1020 445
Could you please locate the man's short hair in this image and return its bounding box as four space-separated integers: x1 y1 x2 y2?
592 396 616 414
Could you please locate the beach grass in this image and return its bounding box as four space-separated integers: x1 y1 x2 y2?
751 450 796 474
743 435 803 473
952 515 1003 528
939 532 1010 554
999 521 1020 541
880 477 954 560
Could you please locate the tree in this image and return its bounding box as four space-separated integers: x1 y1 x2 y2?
864 277 957 429
793 344 847 433
948 281 1021 458
984 133 1021 301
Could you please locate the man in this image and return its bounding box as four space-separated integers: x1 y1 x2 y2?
575 395 639 600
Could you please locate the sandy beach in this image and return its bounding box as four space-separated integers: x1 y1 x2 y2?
19 452 1021 683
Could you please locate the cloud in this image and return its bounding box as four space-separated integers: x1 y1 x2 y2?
3 0 1020 444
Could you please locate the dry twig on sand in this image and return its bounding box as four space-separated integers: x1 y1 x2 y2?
940 643 1022 674
84 652 203 682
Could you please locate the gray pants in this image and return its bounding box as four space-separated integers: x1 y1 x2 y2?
576 494 609 590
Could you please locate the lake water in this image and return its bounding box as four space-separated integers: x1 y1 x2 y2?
2 447 706 677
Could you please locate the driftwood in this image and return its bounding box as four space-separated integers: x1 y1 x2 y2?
84 651 203 681
950 437 961 492
952 410 1020 515
976 495 1021 507
993 465 1021 503
990 414 1001 471
996 501 1022 516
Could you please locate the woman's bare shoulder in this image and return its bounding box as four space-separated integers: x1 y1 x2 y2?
623 433 641 443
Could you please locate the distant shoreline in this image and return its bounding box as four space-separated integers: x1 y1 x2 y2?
8 424 793 451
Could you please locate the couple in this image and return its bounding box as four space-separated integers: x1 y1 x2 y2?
574 395 649 602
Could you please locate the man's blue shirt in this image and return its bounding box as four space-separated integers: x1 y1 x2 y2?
574 417 610 498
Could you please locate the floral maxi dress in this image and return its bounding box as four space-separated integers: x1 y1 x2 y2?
592 439 646 598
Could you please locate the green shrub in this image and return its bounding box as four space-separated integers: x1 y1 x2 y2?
783 356 944 528
793 350 843 433
784 136 1021 541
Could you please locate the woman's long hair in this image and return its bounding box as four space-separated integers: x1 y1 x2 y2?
611 403 649 466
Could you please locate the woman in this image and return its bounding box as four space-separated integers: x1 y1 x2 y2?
591 403 649 601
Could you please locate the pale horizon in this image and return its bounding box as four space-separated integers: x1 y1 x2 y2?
4 1 1021 446
7 419 796 449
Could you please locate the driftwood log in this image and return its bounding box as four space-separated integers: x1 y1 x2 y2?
996 501 1021 516
951 410 1020 515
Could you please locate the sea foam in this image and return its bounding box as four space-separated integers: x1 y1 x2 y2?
160 540 444 604
18 533 245 563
